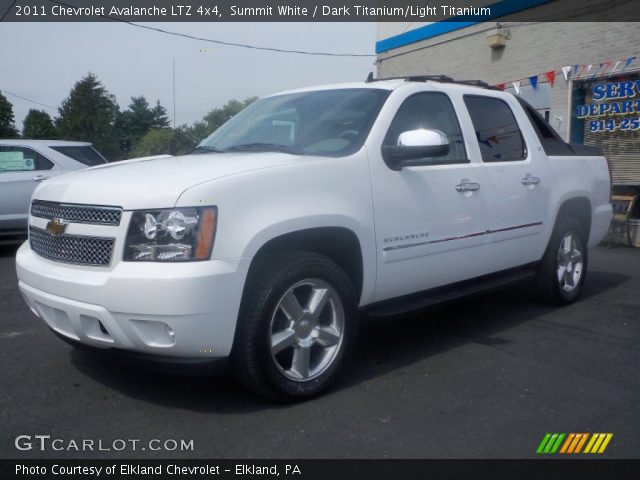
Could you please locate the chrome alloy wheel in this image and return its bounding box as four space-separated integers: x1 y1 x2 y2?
269 278 345 382
557 232 584 293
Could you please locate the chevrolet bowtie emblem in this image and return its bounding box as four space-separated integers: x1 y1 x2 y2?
46 218 67 236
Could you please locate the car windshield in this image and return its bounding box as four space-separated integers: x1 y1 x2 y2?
198 88 390 157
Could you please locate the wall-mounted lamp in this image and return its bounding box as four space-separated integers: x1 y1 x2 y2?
486 27 507 49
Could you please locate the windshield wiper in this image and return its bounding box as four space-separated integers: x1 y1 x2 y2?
225 143 300 155
191 146 224 154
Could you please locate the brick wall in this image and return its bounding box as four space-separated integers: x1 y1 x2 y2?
377 22 640 140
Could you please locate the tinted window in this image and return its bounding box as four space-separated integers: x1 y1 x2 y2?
517 98 574 156
520 102 556 140
464 96 526 162
0 146 54 172
384 92 467 163
51 146 107 166
200 89 390 157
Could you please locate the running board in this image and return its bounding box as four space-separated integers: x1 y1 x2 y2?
361 266 537 318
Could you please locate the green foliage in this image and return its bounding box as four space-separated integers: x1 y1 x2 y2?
151 100 170 129
171 122 207 155
22 109 57 139
56 72 120 159
201 97 257 137
138 98 257 157
22 70 256 159
117 96 154 145
159 97 256 156
131 128 173 158
118 97 171 157
0 92 20 138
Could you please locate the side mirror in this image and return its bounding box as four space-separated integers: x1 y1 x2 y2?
382 129 450 170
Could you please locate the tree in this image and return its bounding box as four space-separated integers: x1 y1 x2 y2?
118 96 154 143
0 92 19 138
131 128 173 158
201 97 257 137
118 97 171 157
173 123 207 155
22 109 56 139
151 100 170 129
130 97 257 158
56 73 120 159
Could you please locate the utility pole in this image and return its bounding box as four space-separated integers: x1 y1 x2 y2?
172 57 176 155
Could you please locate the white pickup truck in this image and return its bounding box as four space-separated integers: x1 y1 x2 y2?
16 76 612 400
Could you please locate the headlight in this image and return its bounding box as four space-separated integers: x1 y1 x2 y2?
124 207 217 262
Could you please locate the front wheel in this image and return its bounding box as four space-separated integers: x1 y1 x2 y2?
231 251 356 401
535 217 588 305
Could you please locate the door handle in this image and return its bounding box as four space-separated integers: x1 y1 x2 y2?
32 175 46 182
455 179 480 192
521 174 541 186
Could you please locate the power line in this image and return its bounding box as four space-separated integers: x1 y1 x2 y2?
0 88 58 110
47 0 376 57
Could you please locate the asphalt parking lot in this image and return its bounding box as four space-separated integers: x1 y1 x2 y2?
1 240 639 459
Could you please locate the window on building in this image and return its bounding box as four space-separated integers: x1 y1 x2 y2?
383 92 467 164
464 95 527 162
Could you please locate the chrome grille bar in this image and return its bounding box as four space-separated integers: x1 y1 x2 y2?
29 226 115 267
31 200 122 226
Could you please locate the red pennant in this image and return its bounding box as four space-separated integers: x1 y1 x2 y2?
545 70 555 86
496 83 505 91
600 61 612 79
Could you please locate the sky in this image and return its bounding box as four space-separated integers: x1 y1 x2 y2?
0 22 378 131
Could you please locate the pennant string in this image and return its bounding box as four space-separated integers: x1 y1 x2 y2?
493 53 638 89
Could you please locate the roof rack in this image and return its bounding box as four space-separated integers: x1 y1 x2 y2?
364 73 500 90
365 74 454 83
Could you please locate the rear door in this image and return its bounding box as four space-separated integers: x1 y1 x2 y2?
0 146 56 231
462 94 549 270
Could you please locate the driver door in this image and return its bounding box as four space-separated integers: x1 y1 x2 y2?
368 91 492 302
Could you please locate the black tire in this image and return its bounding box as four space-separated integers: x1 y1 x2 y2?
231 250 357 401
535 216 588 305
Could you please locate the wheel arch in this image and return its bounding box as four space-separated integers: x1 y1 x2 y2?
245 226 365 302
554 196 592 242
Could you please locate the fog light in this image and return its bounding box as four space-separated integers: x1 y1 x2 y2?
129 319 176 347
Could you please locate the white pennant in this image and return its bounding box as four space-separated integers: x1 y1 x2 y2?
512 81 521 95
610 61 621 73
561 66 571 81
584 64 593 77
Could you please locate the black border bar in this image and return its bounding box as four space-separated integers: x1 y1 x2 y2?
4 459 640 480
2 0 640 22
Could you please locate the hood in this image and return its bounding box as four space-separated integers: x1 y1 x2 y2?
33 152 300 209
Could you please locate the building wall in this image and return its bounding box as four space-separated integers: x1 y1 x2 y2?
377 22 640 140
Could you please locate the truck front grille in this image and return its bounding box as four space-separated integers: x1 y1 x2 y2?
31 200 122 226
29 226 115 267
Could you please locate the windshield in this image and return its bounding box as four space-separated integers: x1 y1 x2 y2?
198 88 390 157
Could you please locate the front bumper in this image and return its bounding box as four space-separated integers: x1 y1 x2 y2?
16 242 251 358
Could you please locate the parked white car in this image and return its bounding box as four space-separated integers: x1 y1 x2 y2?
16 77 612 400
0 140 107 236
